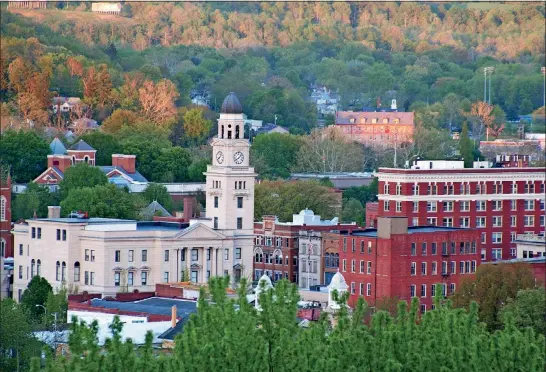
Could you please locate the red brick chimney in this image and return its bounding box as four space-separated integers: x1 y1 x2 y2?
183 196 195 221
48 155 72 173
112 154 136 174
171 305 177 328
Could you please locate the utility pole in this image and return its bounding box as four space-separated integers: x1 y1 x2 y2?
52 312 58 353
484 67 494 104
541 67 545 111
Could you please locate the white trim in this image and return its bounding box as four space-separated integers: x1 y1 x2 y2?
379 194 545 202
377 172 545 183
106 169 134 182
33 167 64 182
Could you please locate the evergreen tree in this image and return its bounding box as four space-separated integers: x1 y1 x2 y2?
459 121 474 168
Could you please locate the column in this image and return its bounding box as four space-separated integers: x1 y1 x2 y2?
201 247 206 284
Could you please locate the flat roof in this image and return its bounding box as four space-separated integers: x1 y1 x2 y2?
378 167 545 174
344 226 471 237
33 217 135 224
89 297 197 318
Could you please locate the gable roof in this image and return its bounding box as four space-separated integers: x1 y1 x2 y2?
140 201 172 220
69 139 95 151
50 138 67 155
99 166 148 183
34 167 65 183
173 222 226 240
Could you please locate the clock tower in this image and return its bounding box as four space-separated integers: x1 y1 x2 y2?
204 93 256 282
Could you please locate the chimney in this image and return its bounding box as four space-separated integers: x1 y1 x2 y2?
112 154 136 174
48 206 61 219
183 196 195 221
171 305 177 328
377 217 408 239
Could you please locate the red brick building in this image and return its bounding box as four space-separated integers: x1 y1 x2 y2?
374 160 545 262
1 168 13 258
253 211 358 284
339 217 481 312
334 111 414 147
365 202 379 228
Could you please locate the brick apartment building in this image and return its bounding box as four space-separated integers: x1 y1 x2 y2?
1 168 13 258
339 217 481 312
372 158 545 262
253 210 358 285
334 109 414 147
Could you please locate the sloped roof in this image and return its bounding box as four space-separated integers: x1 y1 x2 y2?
50 138 67 155
221 92 243 114
68 139 95 151
99 166 148 183
140 201 172 220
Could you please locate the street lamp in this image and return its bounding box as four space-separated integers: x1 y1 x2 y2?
36 304 47 323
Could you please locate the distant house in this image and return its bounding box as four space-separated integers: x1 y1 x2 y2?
334 103 414 148
69 118 99 133
255 123 289 135
34 139 147 187
51 97 82 113
7 0 46 9
191 96 209 107
91 2 121 15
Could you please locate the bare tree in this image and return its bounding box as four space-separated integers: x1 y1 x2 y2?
296 127 363 173
139 79 180 125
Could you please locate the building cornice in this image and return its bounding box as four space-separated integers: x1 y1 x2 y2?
378 193 545 202
377 171 545 183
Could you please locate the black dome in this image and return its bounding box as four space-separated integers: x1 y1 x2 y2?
220 92 243 114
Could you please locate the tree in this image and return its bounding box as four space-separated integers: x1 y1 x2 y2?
341 198 364 225
519 97 533 115
59 163 108 198
139 79 179 125
255 180 340 221
78 132 123 166
500 287 546 336
342 178 378 206
20 276 53 320
60 183 137 219
459 121 474 167
469 101 504 141
182 108 212 146
0 299 43 372
295 127 363 174
45 286 68 326
452 263 536 331
188 158 210 182
152 147 192 182
250 133 303 179
0 130 50 183
141 183 173 212
13 182 59 220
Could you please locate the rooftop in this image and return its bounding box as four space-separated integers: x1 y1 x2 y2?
33 217 133 224
343 226 471 237
220 92 243 114
88 297 197 318
69 139 96 151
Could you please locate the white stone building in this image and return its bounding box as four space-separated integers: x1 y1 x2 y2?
514 233 545 259
12 93 257 299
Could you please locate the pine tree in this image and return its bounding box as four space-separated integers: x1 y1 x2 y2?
459 121 474 168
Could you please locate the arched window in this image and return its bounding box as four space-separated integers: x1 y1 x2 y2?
56 261 60 281
74 262 80 282
31 259 36 277
335 253 340 268
84 156 89 164
71 156 76 165
61 262 66 282
221 125 224 139
235 125 240 139
53 160 59 167
37 259 41 276
0 196 6 221
0 238 5 257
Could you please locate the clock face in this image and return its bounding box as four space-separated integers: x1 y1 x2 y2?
233 151 244 164
216 151 224 164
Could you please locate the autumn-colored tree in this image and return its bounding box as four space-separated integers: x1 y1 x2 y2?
139 79 179 125
114 72 146 110
67 58 112 108
101 109 140 134
181 108 212 146
469 101 504 141
452 262 536 331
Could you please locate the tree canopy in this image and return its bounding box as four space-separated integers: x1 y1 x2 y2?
59 163 108 198
0 130 50 183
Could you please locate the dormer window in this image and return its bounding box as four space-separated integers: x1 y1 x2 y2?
372 118 378 124
394 118 400 124
383 118 389 124
360 117 367 124
349 117 355 124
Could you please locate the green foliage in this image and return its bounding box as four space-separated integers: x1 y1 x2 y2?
453 263 536 331
37 279 546 372
20 276 53 320
187 158 210 182
255 180 339 221
59 163 108 198
341 198 365 225
500 287 546 336
13 182 59 220
0 299 43 372
141 183 173 212
78 132 123 166
45 286 68 325
0 130 50 183
342 178 378 206
459 121 474 167
60 183 137 219
250 133 303 179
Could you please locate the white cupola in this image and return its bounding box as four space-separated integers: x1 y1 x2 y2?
327 270 348 310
